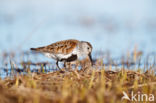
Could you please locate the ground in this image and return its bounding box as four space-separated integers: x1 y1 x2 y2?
0 65 156 103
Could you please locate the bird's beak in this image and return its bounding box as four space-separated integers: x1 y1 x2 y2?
88 53 93 66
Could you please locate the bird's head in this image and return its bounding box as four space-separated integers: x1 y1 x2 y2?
81 41 93 66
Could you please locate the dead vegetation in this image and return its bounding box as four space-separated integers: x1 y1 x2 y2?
0 66 156 103
0 50 156 103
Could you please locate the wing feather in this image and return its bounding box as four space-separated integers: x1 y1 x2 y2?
30 39 79 55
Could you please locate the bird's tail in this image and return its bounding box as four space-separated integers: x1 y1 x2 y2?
30 48 37 51
30 47 45 52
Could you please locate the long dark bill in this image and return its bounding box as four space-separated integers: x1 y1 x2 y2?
88 53 93 66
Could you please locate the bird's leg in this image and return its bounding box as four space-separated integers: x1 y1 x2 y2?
64 61 66 69
56 61 61 70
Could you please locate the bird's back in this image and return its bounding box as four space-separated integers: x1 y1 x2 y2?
30 39 79 55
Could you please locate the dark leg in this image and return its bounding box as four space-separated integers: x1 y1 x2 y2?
64 61 67 69
64 61 67 71
56 61 61 70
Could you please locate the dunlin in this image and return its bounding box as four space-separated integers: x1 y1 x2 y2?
30 39 93 70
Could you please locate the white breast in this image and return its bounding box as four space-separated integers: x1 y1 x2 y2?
44 51 75 61
44 48 79 61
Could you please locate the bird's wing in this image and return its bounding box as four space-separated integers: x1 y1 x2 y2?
31 39 79 55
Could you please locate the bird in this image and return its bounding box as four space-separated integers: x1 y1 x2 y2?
30 39 93 70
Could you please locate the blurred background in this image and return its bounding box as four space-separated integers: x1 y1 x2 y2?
0 0 156 56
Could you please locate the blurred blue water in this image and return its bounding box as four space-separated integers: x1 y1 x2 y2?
0 0 156 56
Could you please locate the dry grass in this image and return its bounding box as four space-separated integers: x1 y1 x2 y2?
0 65 156 103
0 50 156 103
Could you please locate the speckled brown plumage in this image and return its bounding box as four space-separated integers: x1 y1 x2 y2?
31 39 79 55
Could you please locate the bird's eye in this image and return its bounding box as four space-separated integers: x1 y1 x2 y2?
87 47 90 50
